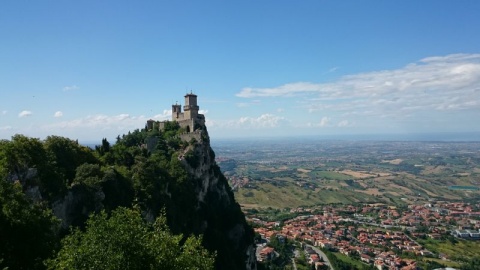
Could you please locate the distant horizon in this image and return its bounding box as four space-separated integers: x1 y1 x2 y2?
211 131 480 142
76 131 480 147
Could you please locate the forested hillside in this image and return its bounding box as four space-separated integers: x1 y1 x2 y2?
0 122 256 270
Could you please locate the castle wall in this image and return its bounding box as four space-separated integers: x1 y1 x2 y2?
158 121 165 131
177 119 195 133
172 112 185 121
178 130 203 143
183 106 199 120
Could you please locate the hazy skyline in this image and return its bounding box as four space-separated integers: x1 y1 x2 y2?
1 1 479 142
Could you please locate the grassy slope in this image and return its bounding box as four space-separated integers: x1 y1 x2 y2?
420 239 480 261
333 253 368 269
235 181 375 209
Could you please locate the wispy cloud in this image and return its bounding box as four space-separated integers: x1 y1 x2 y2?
44 110 174 131
212 113 288 130
337 120 350 127
328 66 340 73
37 111 175 141
307 116 330 128
238 114 287 128
2 110 7 115
319 116 330 127
236 53 480 119
152 109 171 120
54 111 63 118
236 100 261 108
63 85 79 91
0 126 12 131
18 110 32 118
237 82 320 98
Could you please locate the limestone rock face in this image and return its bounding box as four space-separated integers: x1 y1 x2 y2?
180 130 257 270
52 185 105 229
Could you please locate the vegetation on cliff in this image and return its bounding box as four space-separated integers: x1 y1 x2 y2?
46 207 214 270
0 123 254 270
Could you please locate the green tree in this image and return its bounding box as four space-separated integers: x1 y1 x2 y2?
44 135 97 184
131 156 167 213
95 138 111 155
46 207 215 270
461 257 480 270
0 177 59 270
0 135 47 185
72 163 104 187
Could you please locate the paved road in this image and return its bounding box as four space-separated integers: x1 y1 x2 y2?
305 244 334 270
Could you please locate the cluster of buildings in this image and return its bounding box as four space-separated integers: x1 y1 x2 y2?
250 201 480 269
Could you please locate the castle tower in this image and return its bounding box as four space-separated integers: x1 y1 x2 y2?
183 93 199 120
172 103 182 121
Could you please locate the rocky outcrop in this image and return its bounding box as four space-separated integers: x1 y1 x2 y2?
180 129 257 270
52 185 105 229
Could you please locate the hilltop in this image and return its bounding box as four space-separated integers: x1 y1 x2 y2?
0 94 256 270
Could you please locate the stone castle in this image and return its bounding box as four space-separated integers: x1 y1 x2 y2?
146 93 206 139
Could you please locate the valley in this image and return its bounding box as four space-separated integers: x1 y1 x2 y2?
214 139 480 209
213 138 480 269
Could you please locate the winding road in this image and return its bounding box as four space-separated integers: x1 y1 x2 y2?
304 244 334 270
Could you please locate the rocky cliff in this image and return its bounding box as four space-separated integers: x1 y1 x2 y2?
180 131 257 270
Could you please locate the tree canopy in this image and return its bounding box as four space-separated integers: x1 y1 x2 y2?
46 207 215 270
0 177 58 270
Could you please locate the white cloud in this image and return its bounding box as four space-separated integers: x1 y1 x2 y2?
237 53 480 121
338 120 350 127
236 103 251 108
213 113 288 130
307 117 331 128
152 109 171 120
328 67 340 73
204 118 216 128
236 100 261 108
2 110 6 115
45 113 146 130
0 126 12 131
40 110 201 141
39 113 148 140
18 110 32 118
199 109 208 114
237 82 321 98
54 111 63 117
63 85 79 91
319 117 330 127
241 114 286 128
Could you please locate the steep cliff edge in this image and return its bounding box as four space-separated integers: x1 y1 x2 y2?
179 131 257 270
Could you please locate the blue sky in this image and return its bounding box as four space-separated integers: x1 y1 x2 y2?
1 1 480 142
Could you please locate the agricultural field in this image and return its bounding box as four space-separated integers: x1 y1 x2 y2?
213 139 480 209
